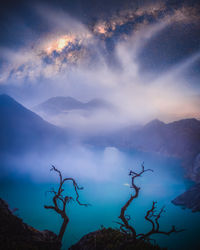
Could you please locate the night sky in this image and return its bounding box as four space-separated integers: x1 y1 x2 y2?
0 0 200 128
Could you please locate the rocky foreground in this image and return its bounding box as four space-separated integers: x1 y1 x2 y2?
0 198 61 250
0 198 166 250
69 227 166 250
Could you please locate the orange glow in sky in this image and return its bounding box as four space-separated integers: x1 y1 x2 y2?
46 34 76 54
94 23 107 34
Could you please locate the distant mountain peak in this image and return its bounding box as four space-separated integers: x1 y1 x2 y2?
43 96 82 105
34 96 113 115
144 119 165 128
46 96 81 102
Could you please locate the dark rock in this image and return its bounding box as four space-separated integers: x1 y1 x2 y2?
0 198 61 250
69 227 166 250
172 183 200 212
191 153 200 181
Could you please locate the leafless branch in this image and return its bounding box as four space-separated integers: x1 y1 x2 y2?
118 164 153 238
118 163 184 242
138 201 185 240
44 165 89 241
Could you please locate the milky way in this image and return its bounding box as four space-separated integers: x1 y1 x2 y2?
0 0 200 130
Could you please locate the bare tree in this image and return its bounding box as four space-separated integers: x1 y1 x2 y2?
117 163 184 241
44 165 89 241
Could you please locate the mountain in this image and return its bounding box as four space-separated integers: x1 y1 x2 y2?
0 94 68 154
127 118 200 159
88 118 200 181
89 118 200 157
34 96 113 115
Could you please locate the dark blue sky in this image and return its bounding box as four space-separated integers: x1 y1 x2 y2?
0 0 199 120
0 0 198 45
0 0 199 73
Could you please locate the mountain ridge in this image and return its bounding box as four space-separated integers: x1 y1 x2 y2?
87 117 200 182
34 96 113 115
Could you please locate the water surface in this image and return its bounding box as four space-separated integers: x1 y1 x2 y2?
0 149 199 250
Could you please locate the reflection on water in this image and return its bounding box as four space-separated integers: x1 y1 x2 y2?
0 149 200 250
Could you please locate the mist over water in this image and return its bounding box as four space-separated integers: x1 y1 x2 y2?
1 146 199 250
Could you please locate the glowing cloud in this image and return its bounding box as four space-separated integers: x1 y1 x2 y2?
45 34 76 53
0 3 200 130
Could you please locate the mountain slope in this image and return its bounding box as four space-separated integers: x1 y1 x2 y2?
88 118 200 181
123 118 200 159
89 118 200 157
0 94 68 154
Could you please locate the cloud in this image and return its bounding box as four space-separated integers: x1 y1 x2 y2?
1 3 199 82
0 4 200 133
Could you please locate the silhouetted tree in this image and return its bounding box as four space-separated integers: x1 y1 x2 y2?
117 163 184 242
44 165 89 241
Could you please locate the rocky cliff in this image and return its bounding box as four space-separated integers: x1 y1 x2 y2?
172 183 200 212
0 198 61 250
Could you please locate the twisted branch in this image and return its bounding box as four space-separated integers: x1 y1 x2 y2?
118 163 153 238
44 165 89 241
118 163 184 242
137 201 184 239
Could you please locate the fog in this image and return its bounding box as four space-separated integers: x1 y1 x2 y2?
1 142 187 204
0 2 198 194
0 4 200 135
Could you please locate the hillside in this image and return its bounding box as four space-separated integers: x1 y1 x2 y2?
88 118 200 181
0 94 68 154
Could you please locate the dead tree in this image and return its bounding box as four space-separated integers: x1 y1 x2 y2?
44 165 89 241
117 163 184 241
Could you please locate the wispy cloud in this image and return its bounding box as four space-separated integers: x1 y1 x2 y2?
0 3 200 132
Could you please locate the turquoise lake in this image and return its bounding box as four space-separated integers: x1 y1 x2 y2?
1 148 200 250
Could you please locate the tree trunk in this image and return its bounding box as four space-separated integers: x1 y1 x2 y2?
58 217 69 241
